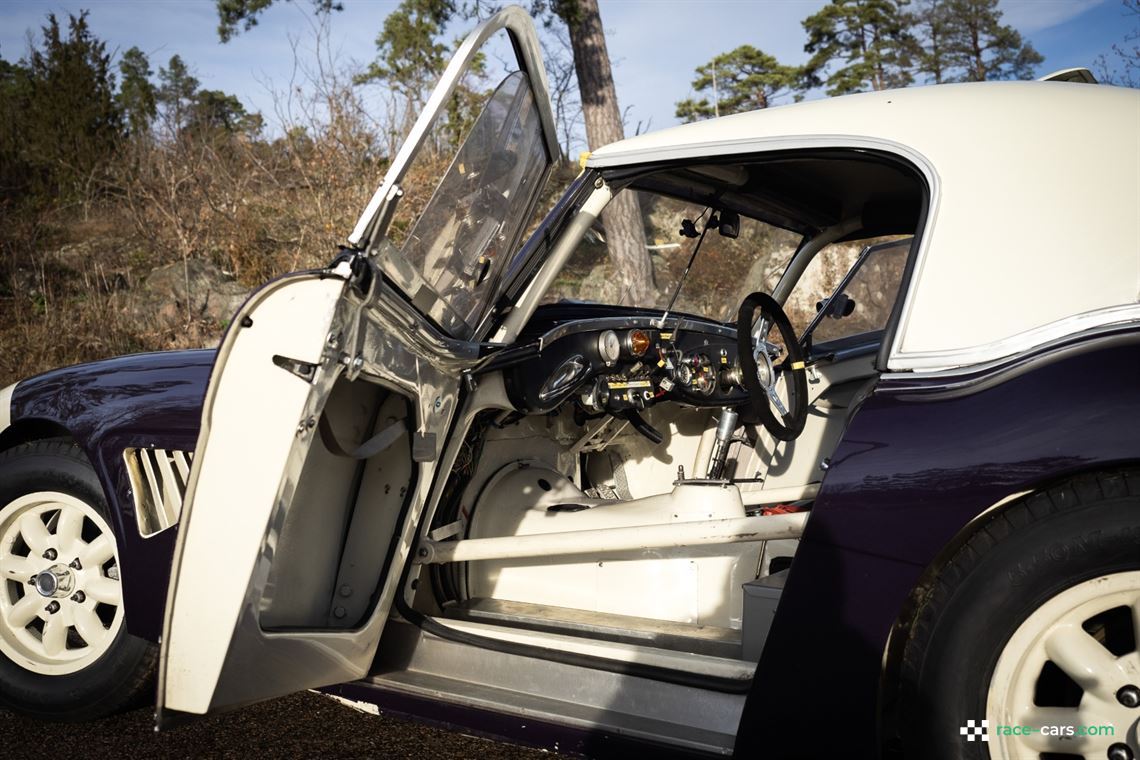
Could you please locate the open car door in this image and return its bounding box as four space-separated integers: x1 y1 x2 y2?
158 6 557 722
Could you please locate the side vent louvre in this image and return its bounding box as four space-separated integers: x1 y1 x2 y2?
123 447 194 537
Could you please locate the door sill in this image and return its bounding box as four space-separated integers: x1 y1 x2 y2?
429 614 754 681
443 597 742 659
365 618 742 755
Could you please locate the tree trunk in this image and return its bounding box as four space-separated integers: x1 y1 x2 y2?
558 0 655 304
970 23 985 80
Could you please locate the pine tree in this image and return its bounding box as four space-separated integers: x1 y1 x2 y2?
939 0 1043 81
914 0 951 83
23 12 122 199
355 0 453 105
802 0 920 95
217 0 342 41
117 46 157 136
157 55 200 133
676 45 800 123
190 89 256 134
0 50 32 202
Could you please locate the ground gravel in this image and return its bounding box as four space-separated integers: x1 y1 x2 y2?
0 691 563 759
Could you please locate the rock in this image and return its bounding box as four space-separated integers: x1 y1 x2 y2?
131 258 249 329
577 260 626 304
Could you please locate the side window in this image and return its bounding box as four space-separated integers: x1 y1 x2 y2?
382 71 549 339
794 238 911 345
542 189 801 323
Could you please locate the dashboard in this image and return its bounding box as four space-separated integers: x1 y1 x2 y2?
504 305 750 415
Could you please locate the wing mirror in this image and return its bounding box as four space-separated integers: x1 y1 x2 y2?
816 293 856 319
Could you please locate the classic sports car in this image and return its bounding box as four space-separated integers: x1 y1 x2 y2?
1 8 1137 759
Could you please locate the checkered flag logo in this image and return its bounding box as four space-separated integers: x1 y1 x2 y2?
960 719 989 742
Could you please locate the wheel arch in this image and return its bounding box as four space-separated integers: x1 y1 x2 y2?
876 461 1140 756
0 418 76 453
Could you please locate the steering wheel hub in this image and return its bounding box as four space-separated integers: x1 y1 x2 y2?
754 348 775 388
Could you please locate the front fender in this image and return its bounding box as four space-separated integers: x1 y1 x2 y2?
4 350 214 641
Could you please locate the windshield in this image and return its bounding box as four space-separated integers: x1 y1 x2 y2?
542 190 802 323
377 71 549 339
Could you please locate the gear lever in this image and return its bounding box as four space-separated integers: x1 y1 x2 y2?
706 407 739 479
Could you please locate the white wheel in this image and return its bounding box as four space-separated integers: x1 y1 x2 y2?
987 571 1140 759
0 491 124 675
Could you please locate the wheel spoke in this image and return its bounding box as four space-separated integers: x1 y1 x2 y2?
54 508 84 555
1132 597 1140 654
40 614 66 656
79 534 114 567
7 593 41 629
0 554 39 582
17 511 52 557
84 575 121 606
1044 623 1127 699
72 605 107 649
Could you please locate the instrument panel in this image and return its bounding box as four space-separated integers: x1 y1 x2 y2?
504 316 750 415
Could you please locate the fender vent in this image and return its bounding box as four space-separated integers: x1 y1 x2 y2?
123 447 194 537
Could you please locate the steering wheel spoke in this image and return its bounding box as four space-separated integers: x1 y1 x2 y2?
766 385 790 418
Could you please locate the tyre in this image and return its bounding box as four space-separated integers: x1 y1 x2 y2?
897 470 1140 760
0 441 156 720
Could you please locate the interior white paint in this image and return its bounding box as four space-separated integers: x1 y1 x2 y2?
590 82 1140 372
163 275 345 715
0 382 13 434
424 511 806 565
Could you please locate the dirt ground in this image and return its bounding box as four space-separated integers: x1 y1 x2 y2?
0 690 561 759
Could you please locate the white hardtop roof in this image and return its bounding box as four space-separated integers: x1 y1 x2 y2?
588 80 1134 169
589 82 1140 372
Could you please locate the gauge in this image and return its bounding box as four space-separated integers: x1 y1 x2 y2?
677 364 693 385
692 370 715 395
627 329 651 356
598 330 621 365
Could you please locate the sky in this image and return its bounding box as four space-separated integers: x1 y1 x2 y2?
0 0 1133 150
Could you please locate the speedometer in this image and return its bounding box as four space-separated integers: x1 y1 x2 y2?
598 330 621 365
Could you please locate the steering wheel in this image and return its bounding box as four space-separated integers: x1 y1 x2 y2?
736 292 809 441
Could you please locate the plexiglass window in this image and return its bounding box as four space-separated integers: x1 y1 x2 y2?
380 70 549 338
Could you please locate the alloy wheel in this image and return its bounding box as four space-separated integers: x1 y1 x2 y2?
0 492 124 675
987 571 1140 758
